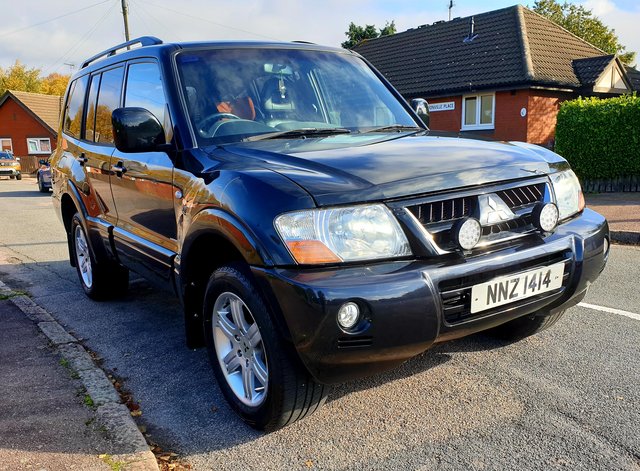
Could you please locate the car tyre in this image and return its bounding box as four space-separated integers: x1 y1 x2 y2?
37 174 48 192
71 213 128 300
16 174 22 180
487 310 566 341
203 263 328 431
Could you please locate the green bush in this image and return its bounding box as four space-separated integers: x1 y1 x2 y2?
555 94 640 180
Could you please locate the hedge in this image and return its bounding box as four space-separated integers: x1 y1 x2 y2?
555 94 640 181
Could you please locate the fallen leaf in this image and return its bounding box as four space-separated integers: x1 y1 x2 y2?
305 460 313 468
130 410 142 417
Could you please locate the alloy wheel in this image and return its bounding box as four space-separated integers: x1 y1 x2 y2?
74 225 93 288
213 292 268 407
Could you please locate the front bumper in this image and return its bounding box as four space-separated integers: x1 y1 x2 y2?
0 167 21 176
253 209 608 384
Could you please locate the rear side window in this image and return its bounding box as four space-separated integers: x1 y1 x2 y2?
94 66 124 144
125 62 166 123
63 75 89 138
85 74 100 142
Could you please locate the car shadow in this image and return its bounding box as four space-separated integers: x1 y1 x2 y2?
0 190 51 197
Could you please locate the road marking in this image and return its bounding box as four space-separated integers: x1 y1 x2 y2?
578 302 640 321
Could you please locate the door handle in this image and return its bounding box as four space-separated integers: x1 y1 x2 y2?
76 153 87 166
112 161 127 177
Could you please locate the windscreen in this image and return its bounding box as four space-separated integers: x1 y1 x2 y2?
175 47 418 145
0 152 13 160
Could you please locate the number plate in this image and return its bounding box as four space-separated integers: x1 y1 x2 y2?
470 262 565 314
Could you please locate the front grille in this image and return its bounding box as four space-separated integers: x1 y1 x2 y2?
403 180 548 252
408 196 473 224
496 183 545 209
439 251 571 324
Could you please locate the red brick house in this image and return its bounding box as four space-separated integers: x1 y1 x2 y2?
355 4 640 147
0 90 62 173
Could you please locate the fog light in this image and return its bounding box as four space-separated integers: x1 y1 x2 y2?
533 203 559 232
454 217 482 250
337 302 360 329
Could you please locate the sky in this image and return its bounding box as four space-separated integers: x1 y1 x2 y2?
0 0 638 76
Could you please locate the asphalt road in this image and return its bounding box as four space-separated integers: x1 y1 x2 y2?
1 178 639 471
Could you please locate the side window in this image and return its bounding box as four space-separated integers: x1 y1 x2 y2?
95 66 124 144
124 62 166 123
63 75 89 138
85 74 100 142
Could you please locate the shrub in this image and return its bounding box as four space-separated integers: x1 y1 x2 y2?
555 94 640 180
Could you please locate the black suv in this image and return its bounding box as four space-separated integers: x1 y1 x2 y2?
51 37 609 431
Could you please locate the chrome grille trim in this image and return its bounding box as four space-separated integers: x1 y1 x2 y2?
390 177 551 254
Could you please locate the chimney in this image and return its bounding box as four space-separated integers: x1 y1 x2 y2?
464 16 479 43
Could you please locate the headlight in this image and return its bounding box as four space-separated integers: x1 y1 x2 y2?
274 204 412 264
550 170 585 220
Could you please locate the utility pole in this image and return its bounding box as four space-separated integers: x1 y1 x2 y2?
121 0 130 42
448 0 454 21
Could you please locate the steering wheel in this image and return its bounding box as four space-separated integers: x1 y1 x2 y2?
198 112 241 137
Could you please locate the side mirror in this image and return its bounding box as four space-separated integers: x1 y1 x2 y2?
410 98 430 128
15 157 20 161
112 107 166 153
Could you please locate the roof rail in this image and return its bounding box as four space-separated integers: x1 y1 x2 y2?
81 36 163 69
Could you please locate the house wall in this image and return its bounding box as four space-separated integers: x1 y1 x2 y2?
424 88 573 146
526 90 574 148
0 98 57 173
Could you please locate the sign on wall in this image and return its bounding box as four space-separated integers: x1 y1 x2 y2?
428 102 455 112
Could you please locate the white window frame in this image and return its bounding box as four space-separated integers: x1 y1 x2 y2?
461 92 495 131
26 137 52 155
0 138 13 152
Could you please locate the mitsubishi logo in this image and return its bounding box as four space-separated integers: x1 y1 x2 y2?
477 194 516 225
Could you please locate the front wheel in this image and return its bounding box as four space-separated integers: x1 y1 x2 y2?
487 310 566 341
15 174 22 180
204 264 327 431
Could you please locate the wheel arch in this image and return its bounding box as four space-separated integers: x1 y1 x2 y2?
178 208 288 349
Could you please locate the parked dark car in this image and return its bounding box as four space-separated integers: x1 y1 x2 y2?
50 37 609 431
36 159 52 192
0 151 22 180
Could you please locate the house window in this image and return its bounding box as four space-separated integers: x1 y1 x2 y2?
0 138 12 152
26 138 52 154
461 93 495 130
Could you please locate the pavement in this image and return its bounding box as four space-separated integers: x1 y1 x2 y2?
586 192 640 244
0 282 158 471
0 177 638 470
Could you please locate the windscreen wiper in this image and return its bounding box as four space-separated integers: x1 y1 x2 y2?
361 124 424 134
243 127 351 142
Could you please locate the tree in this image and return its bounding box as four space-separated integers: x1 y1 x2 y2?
41 73 70 96
532 0 635 65
0 61 42 95
0 61 70 96
342 21 396 50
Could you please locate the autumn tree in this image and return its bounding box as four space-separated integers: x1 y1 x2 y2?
0 61 70 96
532 0 635 65
0 61 42 95
41 73 70 96
342 21 396 50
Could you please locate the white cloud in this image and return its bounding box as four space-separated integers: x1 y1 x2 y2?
584 0 616 15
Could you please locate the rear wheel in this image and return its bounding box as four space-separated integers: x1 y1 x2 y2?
71 213 128 300
487 310 566 341
37 175 47 192
9 175 15 180
204 264 327 431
